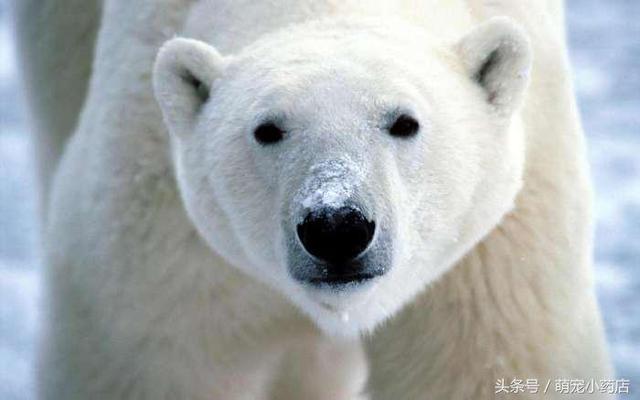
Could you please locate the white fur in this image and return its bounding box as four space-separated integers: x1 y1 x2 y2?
17 0 613 399
14 0 100 214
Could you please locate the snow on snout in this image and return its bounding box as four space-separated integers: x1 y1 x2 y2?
296 158 365 212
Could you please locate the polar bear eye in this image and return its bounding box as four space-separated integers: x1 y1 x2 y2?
254 122 285 145
388 114 420 138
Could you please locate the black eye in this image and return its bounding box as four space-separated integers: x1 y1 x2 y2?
254 122 285 145
388 114 419 138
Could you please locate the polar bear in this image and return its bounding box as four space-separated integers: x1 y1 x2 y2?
15 0 613 399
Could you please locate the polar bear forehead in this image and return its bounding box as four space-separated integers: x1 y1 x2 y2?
231 18 458 74
219 55 432 132
216 22 459 119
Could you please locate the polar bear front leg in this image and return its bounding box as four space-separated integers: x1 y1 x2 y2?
207 350 284 400
269 336 370 400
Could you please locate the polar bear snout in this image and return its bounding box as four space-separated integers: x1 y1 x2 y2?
288 205 392 288
297 206 376 267
285 158 392 287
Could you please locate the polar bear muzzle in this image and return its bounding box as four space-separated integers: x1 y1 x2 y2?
296 206 377 282
289 204 390 287
284 157 392 288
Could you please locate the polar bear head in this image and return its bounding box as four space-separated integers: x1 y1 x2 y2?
153 17 531 336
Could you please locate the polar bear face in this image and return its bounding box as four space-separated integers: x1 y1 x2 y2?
153 17 531 336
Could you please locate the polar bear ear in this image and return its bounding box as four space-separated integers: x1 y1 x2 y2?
153 38 225 137
457 17 532 116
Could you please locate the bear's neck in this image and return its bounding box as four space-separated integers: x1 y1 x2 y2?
367 12 612 399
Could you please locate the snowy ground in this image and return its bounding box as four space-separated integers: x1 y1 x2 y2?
0 1 638 399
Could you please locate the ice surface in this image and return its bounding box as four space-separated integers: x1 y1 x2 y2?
1 1 639 398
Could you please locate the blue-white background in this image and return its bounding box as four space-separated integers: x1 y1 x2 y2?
0 1 638 399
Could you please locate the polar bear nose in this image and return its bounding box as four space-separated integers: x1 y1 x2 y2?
296 206 376 265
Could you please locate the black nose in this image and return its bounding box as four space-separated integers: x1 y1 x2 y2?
296 206 376 265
